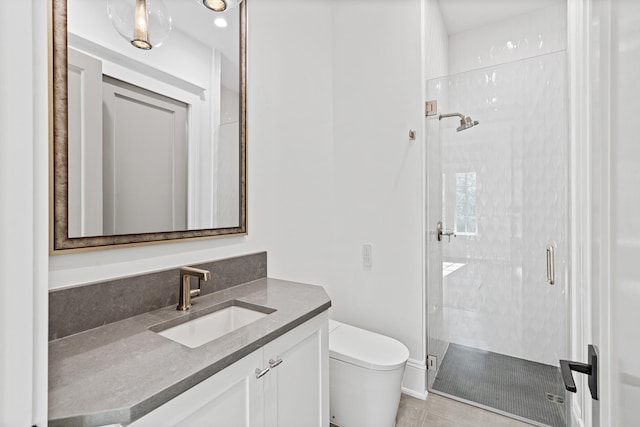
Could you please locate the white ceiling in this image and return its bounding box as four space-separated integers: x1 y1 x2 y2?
163 0 240 89
437 0 566 35
163 0 239 63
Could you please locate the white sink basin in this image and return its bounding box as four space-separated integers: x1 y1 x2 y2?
156 305 271 348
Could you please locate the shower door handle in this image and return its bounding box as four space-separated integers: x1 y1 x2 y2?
546 245 555 285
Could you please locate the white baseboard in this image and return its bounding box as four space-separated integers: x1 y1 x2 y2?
401 358 427 400
401 387 428 400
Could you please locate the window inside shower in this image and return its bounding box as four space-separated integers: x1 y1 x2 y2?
441 172 477 236
454 172 477 235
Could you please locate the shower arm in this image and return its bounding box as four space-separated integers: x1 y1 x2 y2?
438 113 465 121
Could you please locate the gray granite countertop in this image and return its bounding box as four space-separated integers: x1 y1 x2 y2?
48 278 331 427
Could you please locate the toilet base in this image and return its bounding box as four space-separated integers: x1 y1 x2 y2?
329 358 405 427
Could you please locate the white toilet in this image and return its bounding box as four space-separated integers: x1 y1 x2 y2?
328 320 410 427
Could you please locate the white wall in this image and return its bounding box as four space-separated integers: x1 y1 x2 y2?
610 0 640 423
0 0 48 425
240 0 335 298
424 0 449 80
328 0 424 379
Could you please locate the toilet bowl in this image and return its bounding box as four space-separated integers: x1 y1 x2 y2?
328 320 410 427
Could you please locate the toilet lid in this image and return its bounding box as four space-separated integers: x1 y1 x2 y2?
329 320 410 371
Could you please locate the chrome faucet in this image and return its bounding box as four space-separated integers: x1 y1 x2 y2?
177 266 211 311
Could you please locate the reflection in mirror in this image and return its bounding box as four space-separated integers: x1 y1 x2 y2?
50 0 246 252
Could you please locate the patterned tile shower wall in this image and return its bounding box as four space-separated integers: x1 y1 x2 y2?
426 51 569 367
448 3 567 75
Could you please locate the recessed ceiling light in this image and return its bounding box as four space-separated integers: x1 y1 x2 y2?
214 17 228 28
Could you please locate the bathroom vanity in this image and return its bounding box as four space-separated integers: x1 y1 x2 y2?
48 277 331 426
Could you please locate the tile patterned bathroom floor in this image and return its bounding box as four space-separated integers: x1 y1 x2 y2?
395 393 536 427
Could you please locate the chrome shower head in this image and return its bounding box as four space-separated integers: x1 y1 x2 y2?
456 116 479 132
438 112 479 132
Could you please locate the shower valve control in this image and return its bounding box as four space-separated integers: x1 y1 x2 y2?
436 221 456 242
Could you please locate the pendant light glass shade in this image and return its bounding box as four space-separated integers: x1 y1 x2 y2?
107 0 172 50
201 0 243 12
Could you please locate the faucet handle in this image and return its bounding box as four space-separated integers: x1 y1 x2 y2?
180 266 211 281
180 266 210 294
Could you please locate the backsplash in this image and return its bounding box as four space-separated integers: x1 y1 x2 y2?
49 252 267 340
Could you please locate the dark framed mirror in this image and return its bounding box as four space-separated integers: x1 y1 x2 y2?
50 0 247 253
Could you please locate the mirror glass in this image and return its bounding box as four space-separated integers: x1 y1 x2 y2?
51 0 246 252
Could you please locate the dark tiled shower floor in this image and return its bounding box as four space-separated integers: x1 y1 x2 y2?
432 344 566 427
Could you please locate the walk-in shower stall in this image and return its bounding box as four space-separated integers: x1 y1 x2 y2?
425 51 570 427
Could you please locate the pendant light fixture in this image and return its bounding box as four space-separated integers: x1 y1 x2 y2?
107 0 172 50
201 0 242 12
132 0 151 49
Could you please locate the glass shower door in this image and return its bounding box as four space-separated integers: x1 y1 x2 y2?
425 52 570 427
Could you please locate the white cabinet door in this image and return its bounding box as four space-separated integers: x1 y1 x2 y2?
263 312 329 427
128 350 263 427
